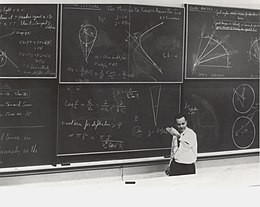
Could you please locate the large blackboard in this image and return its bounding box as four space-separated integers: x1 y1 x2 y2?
0 80 57 168
182 80 259 153
0 4 58 78
57 84 180 159
186 5 260 79
60 4 184 83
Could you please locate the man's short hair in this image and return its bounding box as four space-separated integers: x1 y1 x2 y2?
174 112 187 121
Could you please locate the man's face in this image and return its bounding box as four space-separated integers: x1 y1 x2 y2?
175 117 187 133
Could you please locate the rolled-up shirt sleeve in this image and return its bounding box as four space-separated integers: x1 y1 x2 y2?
170 135 178 159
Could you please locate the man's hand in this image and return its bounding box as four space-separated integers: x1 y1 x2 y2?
166 127 180 137
165 166 170 176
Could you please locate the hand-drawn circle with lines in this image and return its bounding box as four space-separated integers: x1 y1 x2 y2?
232 116 255 149
232 84 255 114
0 50 7 67
79 24 97 44
249 39 260 63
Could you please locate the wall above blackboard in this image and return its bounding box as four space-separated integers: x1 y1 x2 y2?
60 4 184 83
186 4 260 79
0 4 58 78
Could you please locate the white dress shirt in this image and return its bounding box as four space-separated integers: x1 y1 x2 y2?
170 127 197 164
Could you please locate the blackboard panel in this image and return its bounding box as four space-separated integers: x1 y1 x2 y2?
60 4 184 83
182 80 259 153
0 80 57 168
128 5 184 82
0 4 58 78
58 84 180 158
186 5 260 79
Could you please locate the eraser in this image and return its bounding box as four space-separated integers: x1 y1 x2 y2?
125 181 136 184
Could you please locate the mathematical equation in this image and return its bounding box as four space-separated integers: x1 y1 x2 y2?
0 89 32 118
0 5 55 29
0 5 57 78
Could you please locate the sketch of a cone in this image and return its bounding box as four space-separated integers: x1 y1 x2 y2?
79 24 97 63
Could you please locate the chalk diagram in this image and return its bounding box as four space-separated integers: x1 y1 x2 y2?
0 31 20 72
0 49 7 67
232 84 255 114
192 34 231 73
248 38 260 64
79 24 97 63
191 94 219 143
232 115 256 149
129 86 162 138
232 84 258 149
150 85 161 127
126 22 164 81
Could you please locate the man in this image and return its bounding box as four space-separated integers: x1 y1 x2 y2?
165 113 197 176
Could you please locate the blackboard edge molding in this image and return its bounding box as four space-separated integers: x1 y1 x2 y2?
0 156 166 177
198 148 260 158
56 148 170 157
0 150 259 177
56 148 260 157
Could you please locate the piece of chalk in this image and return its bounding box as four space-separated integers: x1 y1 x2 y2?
125 181 136 184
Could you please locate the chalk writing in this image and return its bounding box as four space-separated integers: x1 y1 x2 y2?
0 80 56 168
60 4 184 82
61 119 123 131
0 4 57 78
58 84 180 154
184 102 199 115
0 89 30 99
187 4 260 78
64 99 127 114
214 21 259 32
101 140 124 150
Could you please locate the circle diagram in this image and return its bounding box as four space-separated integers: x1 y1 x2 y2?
249 39 260 63
79 24 97 63
232 84 255 114
232 116 256 149
0 50 7 67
